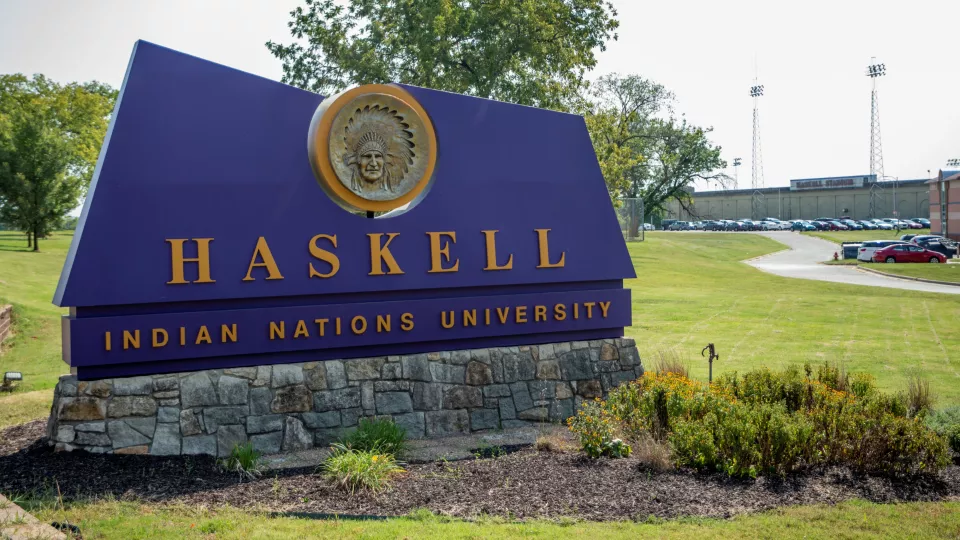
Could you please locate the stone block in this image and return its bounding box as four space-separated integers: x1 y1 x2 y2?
253 366 271 387
152 423 181 455
153 391 179 399
217 425 248 457
502 419 531 429
341 408 362 427
536 361 561 380
620 347 641 367
556 382 574 400
376 392 414 414
517 407 549 421
302 411 341 429
502 354 536 382
59 397 106 421
180 409 202 437
470 409 500 431
381 362 402 380
576 379 603 399
443 386 482 409
108 419 154 448
271 385 311 413
250 387 272 415
282 417 312 452
466 361 493 386
182 435 216 455
159 398 180 407
528 380 556 400
314 387 361 412
559 350 593 380
345 357 386 381
325 361 347 389
314 428 348 446
595 358 622 373
430 362 465 383
153 377 179 392
79 380 111 398
108 396 157 418
224 367 258 379
402 355 432 382
571 340 590 350
271 365 304 388
218 376 249 405
425 410 469 438
304 364 328 390
113 376 154 396
619 337 637 348
510 382 533 411
247 414 283 434
180 372 218 408
611 370 636 388
374 381 409 392
75 422 106 433
599 343 620 361
489 352 505 383
114 445 149 455
483 384 512 398
537 344 556 360
549 399 574 422
250 432 282 455
58 375 78 397
203 406 247 433
412 382 442 411
393 412 425 439
158 407 180 423
554 342 571 355
56 426 75 443
361 382 375 411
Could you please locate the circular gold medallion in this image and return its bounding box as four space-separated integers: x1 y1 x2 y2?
308 84 437 213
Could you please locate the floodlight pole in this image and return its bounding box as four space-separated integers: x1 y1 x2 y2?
750 83 765 220
867 58 886 184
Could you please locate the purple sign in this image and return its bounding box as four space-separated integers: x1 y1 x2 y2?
55 41 635 379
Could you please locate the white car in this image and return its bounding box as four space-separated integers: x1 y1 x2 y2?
643 223 655 231
857 240 909 262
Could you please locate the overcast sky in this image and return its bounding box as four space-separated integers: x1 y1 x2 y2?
1 0 958 189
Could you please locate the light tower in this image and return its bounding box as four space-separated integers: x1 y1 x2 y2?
867 59 886 182
750 83 765 219
732 157 742 189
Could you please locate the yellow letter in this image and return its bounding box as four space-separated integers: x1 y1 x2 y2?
377 314 391 333
482 230 514 270
179 327 186 346
104 331 112 351
441 311 456 329
294 320 309 338
309 234 340 278
335 317 342 335
400 313 415 331
152 328 168 348
463 309 477 327
166 238 215 284
123 330 140 350
351 316 367 334
368 233 404 275
269 321 285 340
573 304 579 319
534 305 547 322
221 324 237 343
583 302 596 318
315 318 328 337
243 237 284 281
599 301 611 318
554 304 567 321
535 229 566 269
427 232 459 273
195 325 212 345
484 308 491 325
496 307 510 324
515 306 528 324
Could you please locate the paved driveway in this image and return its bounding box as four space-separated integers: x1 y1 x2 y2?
746 232 960 295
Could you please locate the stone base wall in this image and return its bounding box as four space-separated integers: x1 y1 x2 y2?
46 338 642 456
0 305 11 345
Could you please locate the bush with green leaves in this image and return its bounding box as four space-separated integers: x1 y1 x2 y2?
337 417 407 456
570 363 950 478
927 406 960 454
321 443 405 493
219 442 263 481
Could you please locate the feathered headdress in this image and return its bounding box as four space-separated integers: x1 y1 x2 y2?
342 104 416 192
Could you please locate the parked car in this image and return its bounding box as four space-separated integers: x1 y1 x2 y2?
829 221 849 230
857 240 908 262
841 219 863 230
873 244 947 263
643 223 655 231
909 218 931 228
911 235 959 259
874 221 893 230
724 220 743 231
900 234 918 242
858 220 878 230
667 221 690 231
903 220 923 229
661 219 678 231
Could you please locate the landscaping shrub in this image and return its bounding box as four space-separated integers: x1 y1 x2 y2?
337 417 407 456
321 444 405 493
653 348 689 378
569 364 950 477
632 432 672 471
906 374 935 418
927 406 960 454
220 442 263 481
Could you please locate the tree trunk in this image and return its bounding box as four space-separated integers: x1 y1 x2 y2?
32 226 39 252
26 231 32 248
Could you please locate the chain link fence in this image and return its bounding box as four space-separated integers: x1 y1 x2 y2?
616 198 645 241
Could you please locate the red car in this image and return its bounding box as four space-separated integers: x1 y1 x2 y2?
872 244 946 263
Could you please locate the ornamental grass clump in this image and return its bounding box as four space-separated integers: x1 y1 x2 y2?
321 444 406 493
337 417 407 456
220 442 264 482
568 363 950 478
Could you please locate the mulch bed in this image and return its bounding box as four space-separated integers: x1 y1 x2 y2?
2 420 958 521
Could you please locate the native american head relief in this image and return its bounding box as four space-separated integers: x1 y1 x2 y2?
341 104 415 194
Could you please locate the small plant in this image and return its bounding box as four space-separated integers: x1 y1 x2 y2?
633 432 672 471
535 433 572 453
567 400 624 458
321 443 405 493
906 374 934 418
927 406 960 454
338 417 407 456
653 348 689 378
219 442 263 481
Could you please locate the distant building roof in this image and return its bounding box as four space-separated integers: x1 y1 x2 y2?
694 178 930 196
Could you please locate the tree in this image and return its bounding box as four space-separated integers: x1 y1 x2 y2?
266 0 619 111
0 74 115 251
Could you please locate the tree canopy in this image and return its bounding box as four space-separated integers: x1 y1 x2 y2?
266 0 619 111
0 74 116 250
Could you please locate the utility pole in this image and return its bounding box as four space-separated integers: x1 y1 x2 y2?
732 157 742 190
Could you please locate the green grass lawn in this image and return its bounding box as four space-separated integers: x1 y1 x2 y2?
860 263 960 283
804 229 930 244
22 499 960 539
